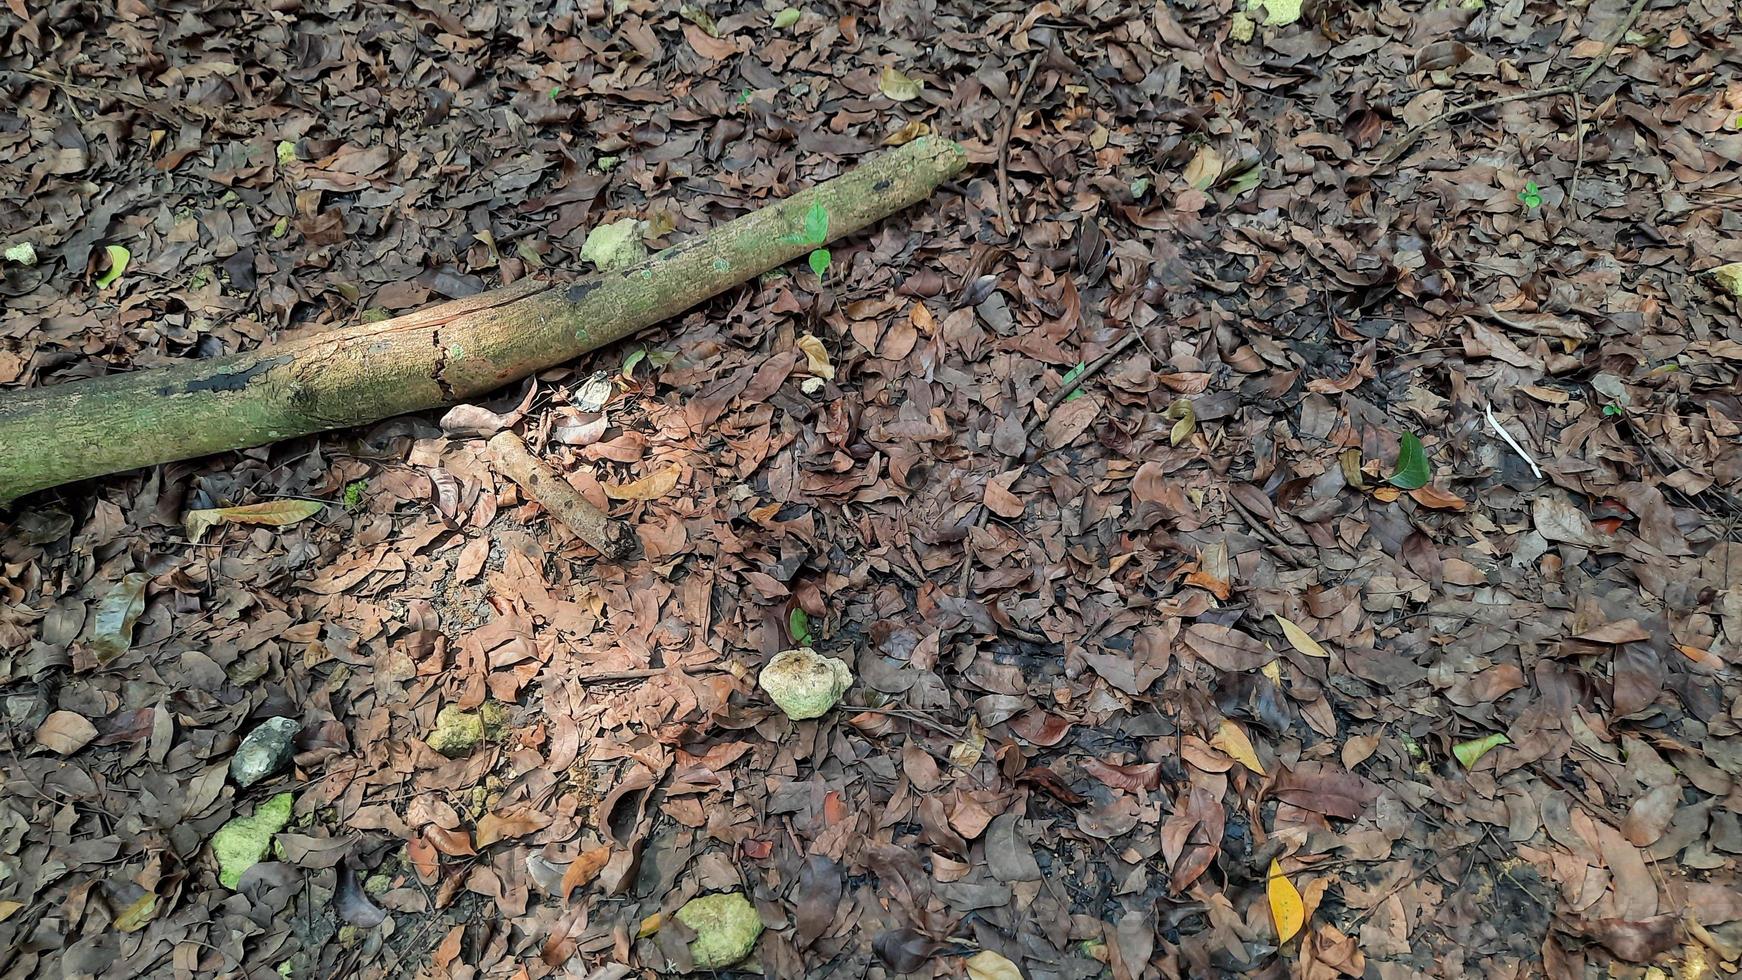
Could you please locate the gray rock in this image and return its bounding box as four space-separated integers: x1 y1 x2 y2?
231 717 301 787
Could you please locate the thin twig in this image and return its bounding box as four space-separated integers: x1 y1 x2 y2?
1378 89 1573 165
1022 331 1141 439
1569 91 1586 219
1377 0 1649 165
4 67 245 130
960 331 1141 594
1571 0 1650 90
997 50 1045 239
842 704 965 741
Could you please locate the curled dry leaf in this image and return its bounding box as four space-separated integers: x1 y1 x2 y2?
603 464 681 500
1408 485 1468 511
878 65 924 101
796 333 835 379
561 844 611 903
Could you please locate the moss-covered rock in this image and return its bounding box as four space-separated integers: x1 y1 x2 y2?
212 792 294 888
581 218 648 272
757 648 852 720
427 705 482 756
672 891 763 970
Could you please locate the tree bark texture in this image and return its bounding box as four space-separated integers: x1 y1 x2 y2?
0 137 967 505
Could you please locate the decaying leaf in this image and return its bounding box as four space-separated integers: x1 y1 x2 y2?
603 464 681 500
89 573 148 663
185 498 324 543
1267 859 1305 943
476 807 553 848
1183 146 1224 190
878 65 924 101
35 710 97 756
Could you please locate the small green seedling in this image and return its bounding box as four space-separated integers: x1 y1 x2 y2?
548 85 561 101
1602 402 1625 418
343 479 369 512
1518 181 1542 210
781 201 832 279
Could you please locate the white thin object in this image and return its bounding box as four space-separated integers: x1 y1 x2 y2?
1484 402 1543 479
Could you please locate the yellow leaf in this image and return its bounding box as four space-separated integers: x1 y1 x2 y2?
1183 146 1223 190
1709 261 1742 298
1166 398 1196 446
965 949 1024 980
1274 615 1329 658
1211 718 1265 775
884 119 930 146
603 464 681 500
0 900 21 922
637 912 664 938
878 65 924 101
185 498 324 543
796 333 835 379
948 715 986 769
1261 660 1282 685
114 892 156 933
1267 859 1304 943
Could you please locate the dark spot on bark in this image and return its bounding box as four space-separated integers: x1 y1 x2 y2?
161 356 287 396
654 237 701 261
430 329 456 401
873 177 893 192
565 278 602 304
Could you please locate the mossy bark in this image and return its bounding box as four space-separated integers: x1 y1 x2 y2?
0 138 967 505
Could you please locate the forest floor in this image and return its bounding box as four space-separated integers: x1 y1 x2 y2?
2 0 1741 977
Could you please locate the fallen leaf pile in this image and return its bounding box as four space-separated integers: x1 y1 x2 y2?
1 0 1739 976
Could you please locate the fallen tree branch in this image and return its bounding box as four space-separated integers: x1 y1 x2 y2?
488 432 633 560
0 137 967 505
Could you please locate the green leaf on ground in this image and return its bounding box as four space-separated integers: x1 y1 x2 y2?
772 7 801 28
1059 361 1087 401
1386 433 1431 489
789 608 813 645
1518 181 1542 209
96 244 130 289
1453 732 1510 769
808 248 831 279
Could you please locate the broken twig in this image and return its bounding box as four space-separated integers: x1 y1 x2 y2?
489 432 634 560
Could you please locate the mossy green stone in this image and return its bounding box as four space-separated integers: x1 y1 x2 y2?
672 892 763 970
212 792 293 888
428 705 483 755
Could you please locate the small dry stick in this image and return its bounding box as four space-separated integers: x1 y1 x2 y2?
488 432 634 560
1569 91 1587 218
996 50 1046 239
1376 0 1649 165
